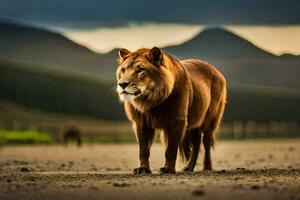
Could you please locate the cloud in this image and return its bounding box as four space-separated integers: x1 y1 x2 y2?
0 0 300 26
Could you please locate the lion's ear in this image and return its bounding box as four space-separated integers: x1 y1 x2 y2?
149 47 162 66
118 48 131 60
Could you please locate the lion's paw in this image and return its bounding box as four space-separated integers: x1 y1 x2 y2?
132 167 152 174
182 166 194 172
159 167 176 174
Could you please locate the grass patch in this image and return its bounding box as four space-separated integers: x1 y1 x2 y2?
0 129 55 145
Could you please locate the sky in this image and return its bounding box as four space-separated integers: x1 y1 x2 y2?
0 0 299 55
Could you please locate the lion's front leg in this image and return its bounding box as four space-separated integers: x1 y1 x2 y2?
132 122 155 174
160 121 187 174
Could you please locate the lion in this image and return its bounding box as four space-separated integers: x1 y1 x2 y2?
116 47 226 174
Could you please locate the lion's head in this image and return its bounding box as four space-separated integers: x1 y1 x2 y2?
116 47 175 112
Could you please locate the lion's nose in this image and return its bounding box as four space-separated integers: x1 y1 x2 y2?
118 81 130 89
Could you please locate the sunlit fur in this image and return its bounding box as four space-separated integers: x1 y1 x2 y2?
116 47 227 174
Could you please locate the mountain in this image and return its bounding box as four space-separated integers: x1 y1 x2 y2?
0 21 116 77
0 21 300 121
164 28 300 88
1 21 300 89
165 28 275 60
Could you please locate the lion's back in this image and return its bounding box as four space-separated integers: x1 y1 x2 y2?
181 59 225 85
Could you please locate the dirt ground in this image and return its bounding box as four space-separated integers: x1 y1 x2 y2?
0 139 300 200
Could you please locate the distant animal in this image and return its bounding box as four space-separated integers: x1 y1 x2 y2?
61 123 82 146
116 47 226 174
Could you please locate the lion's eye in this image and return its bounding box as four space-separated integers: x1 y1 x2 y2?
137 67 146 73
120 68 125 73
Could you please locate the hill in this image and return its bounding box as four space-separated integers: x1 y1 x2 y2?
165 28 275 60
1 21 299 88
1 58 300 122
164 28 300 88
0 59 124 120
0 21 115 77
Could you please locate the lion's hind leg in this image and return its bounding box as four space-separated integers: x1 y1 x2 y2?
181 128 202 172
202 85 226 170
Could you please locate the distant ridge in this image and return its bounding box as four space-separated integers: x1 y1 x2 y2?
164 27 300 88
0 21 114 76
0 21 299 88
165 27 276 60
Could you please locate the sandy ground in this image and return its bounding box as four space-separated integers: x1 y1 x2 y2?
0 139 300 200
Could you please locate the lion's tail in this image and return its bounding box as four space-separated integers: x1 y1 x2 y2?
179 128 201 163
179 132 192 163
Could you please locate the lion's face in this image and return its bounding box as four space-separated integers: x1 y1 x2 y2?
116 50 159 101
116 47 175 111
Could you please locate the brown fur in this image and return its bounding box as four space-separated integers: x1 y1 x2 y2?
116 47 226 174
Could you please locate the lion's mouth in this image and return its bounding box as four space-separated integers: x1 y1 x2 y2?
121 91 129 95
117 84 143 102
121 90 141 96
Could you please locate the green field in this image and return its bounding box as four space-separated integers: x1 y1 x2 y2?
0 129 54 145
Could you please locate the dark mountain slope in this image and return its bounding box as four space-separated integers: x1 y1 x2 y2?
0 21 114 76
